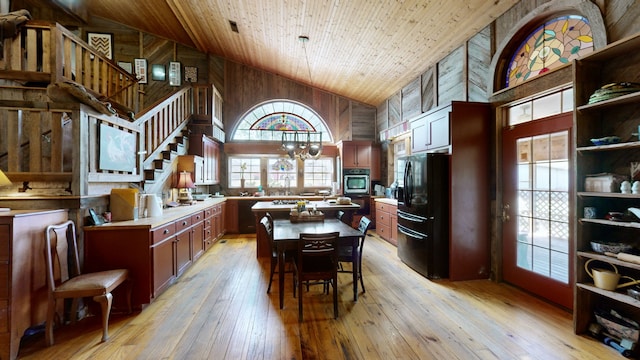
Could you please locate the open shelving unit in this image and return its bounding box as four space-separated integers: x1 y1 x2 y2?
573 32 640 351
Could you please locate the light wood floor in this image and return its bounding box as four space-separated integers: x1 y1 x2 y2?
18 231 618 359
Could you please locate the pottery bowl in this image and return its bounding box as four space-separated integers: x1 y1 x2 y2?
590 241 633 254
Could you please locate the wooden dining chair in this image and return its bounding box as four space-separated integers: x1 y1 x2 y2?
263 214 297 294
338 216 372 293
44 220 131 346
294 231 340 321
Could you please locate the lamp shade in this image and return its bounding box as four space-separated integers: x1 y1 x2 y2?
0 170 11 187
176 171 195 189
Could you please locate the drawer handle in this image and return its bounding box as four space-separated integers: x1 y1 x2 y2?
182 221 188 226
163 229 170 234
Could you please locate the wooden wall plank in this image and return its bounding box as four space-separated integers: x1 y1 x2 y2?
376 100 388 134
401 77 421 121
387 91 401 127
421 67 435 113
468 26 492 102
437 46 465 106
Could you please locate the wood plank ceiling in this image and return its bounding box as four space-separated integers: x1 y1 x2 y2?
86 0 520 106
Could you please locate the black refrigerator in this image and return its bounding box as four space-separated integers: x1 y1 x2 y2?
396 153 449 279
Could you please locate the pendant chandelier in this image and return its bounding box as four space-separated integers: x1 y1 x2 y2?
281 130 322 161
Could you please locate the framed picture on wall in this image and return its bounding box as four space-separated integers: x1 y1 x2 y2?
87 32 113 59
134 58 147 84
152 64 166 81
117 61 132 73
184 66 198 82
169 62 181 86
98 123 137 172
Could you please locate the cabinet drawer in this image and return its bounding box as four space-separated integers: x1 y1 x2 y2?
192 211 205 223
204 218 212 228
377 223 391 241
375 202 395 213
175 216 192 232
376 211 391 227
205 207 214 218
151 223 176 244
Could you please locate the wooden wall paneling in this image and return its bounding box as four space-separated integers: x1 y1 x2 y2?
401 77 421 121
351 103 376 141
338 98 351 142
468 26 492 102
388 91 401 127
437 46 465 106
142 34 174 106
223 61 375 142
376 100 388 134
421 67 435 113
605 0 640 39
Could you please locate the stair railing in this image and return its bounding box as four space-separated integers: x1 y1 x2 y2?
0 20 139 112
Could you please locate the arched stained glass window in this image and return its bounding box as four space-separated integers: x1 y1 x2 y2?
231 100 332 142
506 15 593 87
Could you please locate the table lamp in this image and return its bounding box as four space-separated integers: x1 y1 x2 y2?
176 171 195 204
0 170 12 212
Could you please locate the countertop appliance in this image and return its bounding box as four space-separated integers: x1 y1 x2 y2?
396 153 449 278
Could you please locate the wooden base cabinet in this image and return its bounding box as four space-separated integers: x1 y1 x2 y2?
574 33 640 342
0 209 68 360
375 200 397 246
85 201 226 309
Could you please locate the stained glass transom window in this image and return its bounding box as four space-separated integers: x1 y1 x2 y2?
506 15 593 88
232 100 331 142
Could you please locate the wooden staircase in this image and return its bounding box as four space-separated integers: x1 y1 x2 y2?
142 130 190 194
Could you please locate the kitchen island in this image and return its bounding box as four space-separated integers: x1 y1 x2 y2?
251 200 360 257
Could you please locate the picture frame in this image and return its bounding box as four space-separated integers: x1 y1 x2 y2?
184 66 198 82
87 32 113 59
134 58 147 84
117 61 132 73
169 61 181 86
152 64 166 81
99 123 137 172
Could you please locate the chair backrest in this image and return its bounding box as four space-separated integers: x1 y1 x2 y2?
45 220 80 292
298 232 340 261
260 215 273 243
358 216 372 236
265 212 274 229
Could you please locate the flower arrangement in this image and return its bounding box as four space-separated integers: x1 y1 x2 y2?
240 162 247 179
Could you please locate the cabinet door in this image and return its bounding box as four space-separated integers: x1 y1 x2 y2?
411 116 429 153
175 230 192 277
191 220 205 261
390 212 398 246
355 145 371 167
427 110 450 150
225 200 239 233
342 144 358 167
152 238 176 298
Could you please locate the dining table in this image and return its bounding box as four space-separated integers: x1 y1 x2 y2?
272 218 365 309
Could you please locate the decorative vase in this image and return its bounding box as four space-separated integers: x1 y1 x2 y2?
240 178 245 191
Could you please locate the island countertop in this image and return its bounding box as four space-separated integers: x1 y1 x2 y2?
251 200 360 212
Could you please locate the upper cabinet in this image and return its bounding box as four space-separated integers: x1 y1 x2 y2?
339 141 373 168
188 134 220 185
573 33 640 338
410 106 450 153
